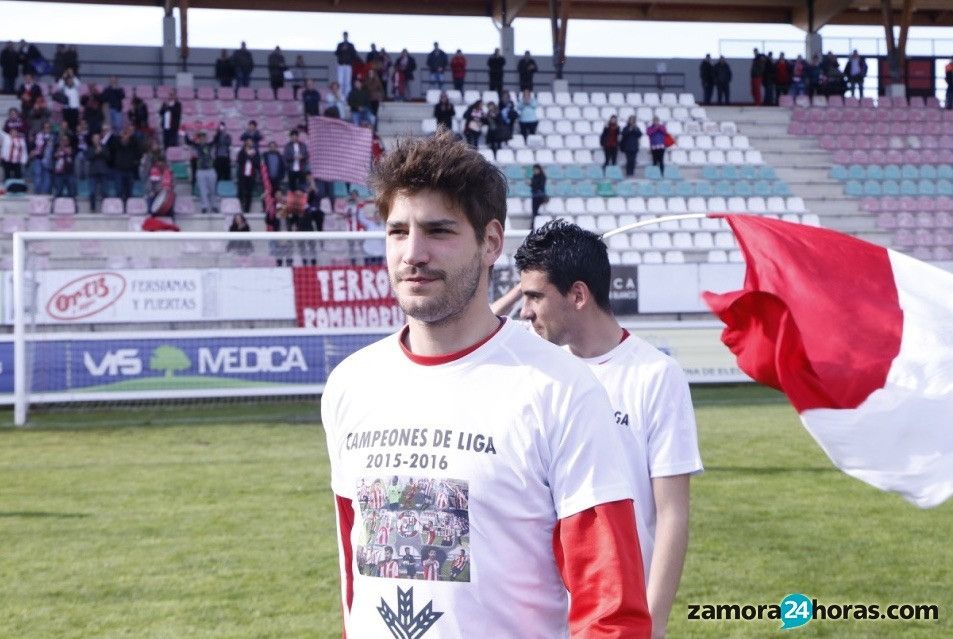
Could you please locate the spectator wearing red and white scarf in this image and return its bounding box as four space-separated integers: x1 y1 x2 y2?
1 128 28 180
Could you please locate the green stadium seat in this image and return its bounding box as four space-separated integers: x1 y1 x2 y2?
901 164 919 180
733 181 753 197
830 165 849 180
862 180 881 196
355 184 374 198
77 179 90 198
565 165 584 180
604 165 624 180
918 180 936 196
884 165 902 180
217 181 237 197
722 165 739 180
702 166 720 180
548 180 570 197
644 165 663 180
738 165 758 180
333 182 348 197
845 180 864 196
504 165 524 180
772 181 791 196
596 181 616 197
663 165 682 180
545 165 565 179
758 166 776 180
937 165 953 180
919 165 937 180
511 182 532 197
132 181 145 197
695 181 714 197
752 180 772 197
937 179 953 196
170 162 190 181
881 180 900 196
900 179 918 196
656 180 675 197
866 165 884 180
714 181 733 197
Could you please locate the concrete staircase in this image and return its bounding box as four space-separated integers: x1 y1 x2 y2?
705 105 891 247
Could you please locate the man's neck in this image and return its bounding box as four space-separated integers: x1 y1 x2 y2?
566 309 624 359
404 299 501 358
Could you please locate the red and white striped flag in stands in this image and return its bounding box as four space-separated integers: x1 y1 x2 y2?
702 215 953 508
307 116 372 185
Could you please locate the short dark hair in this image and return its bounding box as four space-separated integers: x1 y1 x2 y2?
370 129 506 241
514 219 612 311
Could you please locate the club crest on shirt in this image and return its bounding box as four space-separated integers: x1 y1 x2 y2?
378 586 443 638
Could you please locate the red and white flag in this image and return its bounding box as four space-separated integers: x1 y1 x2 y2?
703 215 953 508
307 116 372 185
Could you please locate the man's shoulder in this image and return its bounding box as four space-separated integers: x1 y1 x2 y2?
327 332 400 385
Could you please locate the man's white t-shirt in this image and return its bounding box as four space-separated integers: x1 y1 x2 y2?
322 319 636 639
578 332 703 579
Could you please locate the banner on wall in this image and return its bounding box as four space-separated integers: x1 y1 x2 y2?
292 265 405 330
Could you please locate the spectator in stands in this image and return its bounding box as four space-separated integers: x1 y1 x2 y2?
393 49 417 101
302 78 322 117
324 81 348 118
64 45 79 75
365 69 385 118
619 116 642 178
451 49 467 92
377 47 393 98
232 42 254 88
372 130 385 165
81 84 105 135
462 99 486 149
227 213 253 255
806 55 821 98
3 107 24 135
284 129 309 192
499 92 519 141
87 132 110 212
18 73 42 119
146 157 173 212
212 122 231 182
139 139 161 184
52 44 68 79
775 53 791 99
946 58 953 110
600 115 620 172
750 48 765 106
267 191 296 266
366 43 381 67
517 51 538 92
485 102 507 159
73 120 90 182
434 92 456 131
236 137 260 213
159 90 182 149
268 46 288 99
516 89 539 142
240 120 263 151
185 130 217 213
487 48 505 95
127 95 149 135
530 164 547 229
56 70 82 132
335 32 358 98
19 40 46 78
26 96 50 140
846 50 868 98
348 78 375 126
427 42 448 90
1 128 28 180
762 52 776 106
1 42 18 94
714 56 732 105
110 125 143 203
215 49 235 88
304 172 325 232
142 214 180 232
790 55 806 97
30 121 54 194
646 116 669 176
51 136 77 198
100 76 125 132
699 54 714 105
291 54 307 99
263 141 286 189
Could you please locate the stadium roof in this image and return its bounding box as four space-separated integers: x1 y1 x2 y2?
31 0 953 29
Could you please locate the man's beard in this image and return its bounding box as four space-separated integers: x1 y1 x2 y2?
392 251 483 326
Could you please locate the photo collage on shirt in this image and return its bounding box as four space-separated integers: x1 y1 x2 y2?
356 475 470 582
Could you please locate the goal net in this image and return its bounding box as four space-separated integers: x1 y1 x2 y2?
10 230 529 426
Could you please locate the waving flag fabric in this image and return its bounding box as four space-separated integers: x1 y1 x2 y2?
307 116 372 185
702 215 953 508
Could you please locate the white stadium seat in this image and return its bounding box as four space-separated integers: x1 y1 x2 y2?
694 232 714 249
516 149 535 164
726 150 746 164
563 134 582 149
464 90 481 104
607 197 626 214
590 92 608 106
545 106 563 120
688 197 707 213
496 149 516 164
555 92 572 106
643 93 661 107
695 135 713 150
678 93 696 106
727 196 747 212
708 150 727 165
608 92 626 106
546 134 565 149
582 106 600 120
535 148 555 163
631 232 652 250
661 93 678 106
426 89 441 104
767 197 787 213
664 251 685 264
715 232 736 248
536 121 554 135
537 91 554 106
555 120 573 135
626 198 647 214
564 106 582 120
600 106 616 120
572 92 590 106
622 251 642 264
507 198 525 214
547 198 566 214
625 92 644 105
573 121 593 135
672 232 693 249
607 234 629 250
596 215 617 232
576 215 598 231
643 251 664 264
714 135 732 150
707 249 729 263
583 134 600 149
586 199 607 214
422 118 438 134
747 197 767 213
574 149 594 163
733 135 750 149
787 197 807 213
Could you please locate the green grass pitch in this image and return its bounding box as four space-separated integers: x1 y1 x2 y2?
0 385 950 638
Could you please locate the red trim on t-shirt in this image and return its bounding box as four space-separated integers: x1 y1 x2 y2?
335 494 355 637
399 317 505 366
553 500 652 639
619 328 630 344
